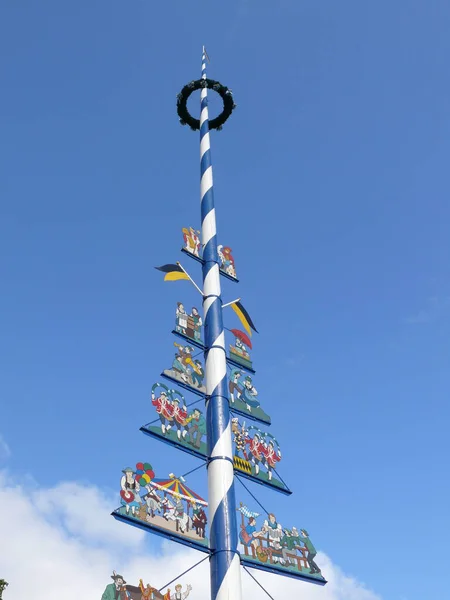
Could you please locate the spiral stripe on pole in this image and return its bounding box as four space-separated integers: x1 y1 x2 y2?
200 47 242 600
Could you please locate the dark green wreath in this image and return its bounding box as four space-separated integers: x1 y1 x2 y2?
177 78 236 131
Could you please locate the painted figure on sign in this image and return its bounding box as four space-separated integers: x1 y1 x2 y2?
262 439 282 481
298 529 321 574
176 302 188 335
172 344 195 384
191 359 204 388
247 433 264 475
170 343 205 390
151 386 174 436
241 375 259 412
182 227 201 257
185 408 206 449
120 468 141 516
171 398 188 440
163 344 206 393
162 494 189 534
229 370 259 411
231 417 249 459
143 487 162 518
239 516 262 551
280 526 302 566
229 329 253 370
235 337 249 357
101 572 131 600
229 369 242 403
139 580 156 600
186 307 202 342
218 245 236 278
262 513 284 558
192 502 207 537
168 584 192 600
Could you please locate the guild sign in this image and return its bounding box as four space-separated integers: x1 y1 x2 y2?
174 302 203 347
141 383 207 457
182 227 201 258
229 368 271 425
162 343 206 396
113 465 209 553
228 328 254 372
237 503 326 584
101 571 193 600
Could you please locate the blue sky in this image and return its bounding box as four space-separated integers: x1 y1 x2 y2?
1 1 449 599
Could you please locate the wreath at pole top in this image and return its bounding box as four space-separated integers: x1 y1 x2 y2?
177 78 236 131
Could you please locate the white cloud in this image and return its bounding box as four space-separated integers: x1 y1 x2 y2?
405 295 450 324
0 471 381 600
0 435 11 460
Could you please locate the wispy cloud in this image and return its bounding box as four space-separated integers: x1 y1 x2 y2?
0 435 11 460
286 354 305 368
405 296 450 324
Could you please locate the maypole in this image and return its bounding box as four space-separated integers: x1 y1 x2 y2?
199 46 242 600
110 44 328 600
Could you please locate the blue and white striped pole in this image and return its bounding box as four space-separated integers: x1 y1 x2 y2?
200 47 242 600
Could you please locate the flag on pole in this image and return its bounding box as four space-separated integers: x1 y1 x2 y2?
231 301 258 336
238 504 260 519
155 264 190 282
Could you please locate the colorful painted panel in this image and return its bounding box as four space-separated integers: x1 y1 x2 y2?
218 245 237 280
162 342 206 396
101 572 193 600
173 302 203 347
181 227 239 282
229 368 271 425
113 466 209 553
227 328 254 373
141 383 207 458
182 226 201 258
231 418 290 494
237 504 326 584
141 387 288 494
101 571 164 600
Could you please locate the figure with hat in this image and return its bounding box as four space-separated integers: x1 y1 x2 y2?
218 245 236 278
152 385 175 436
191 501 207 538
185 407 206 449
172 343 195 385
231 417 250 460
171 397 188 440
262 438 282 481
297 529 321 575
190 359 204 389
280 526 302 566
182 226 201 257
247 432 265 475
241 375 259 412
101 571 131 600
120 467 141 516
